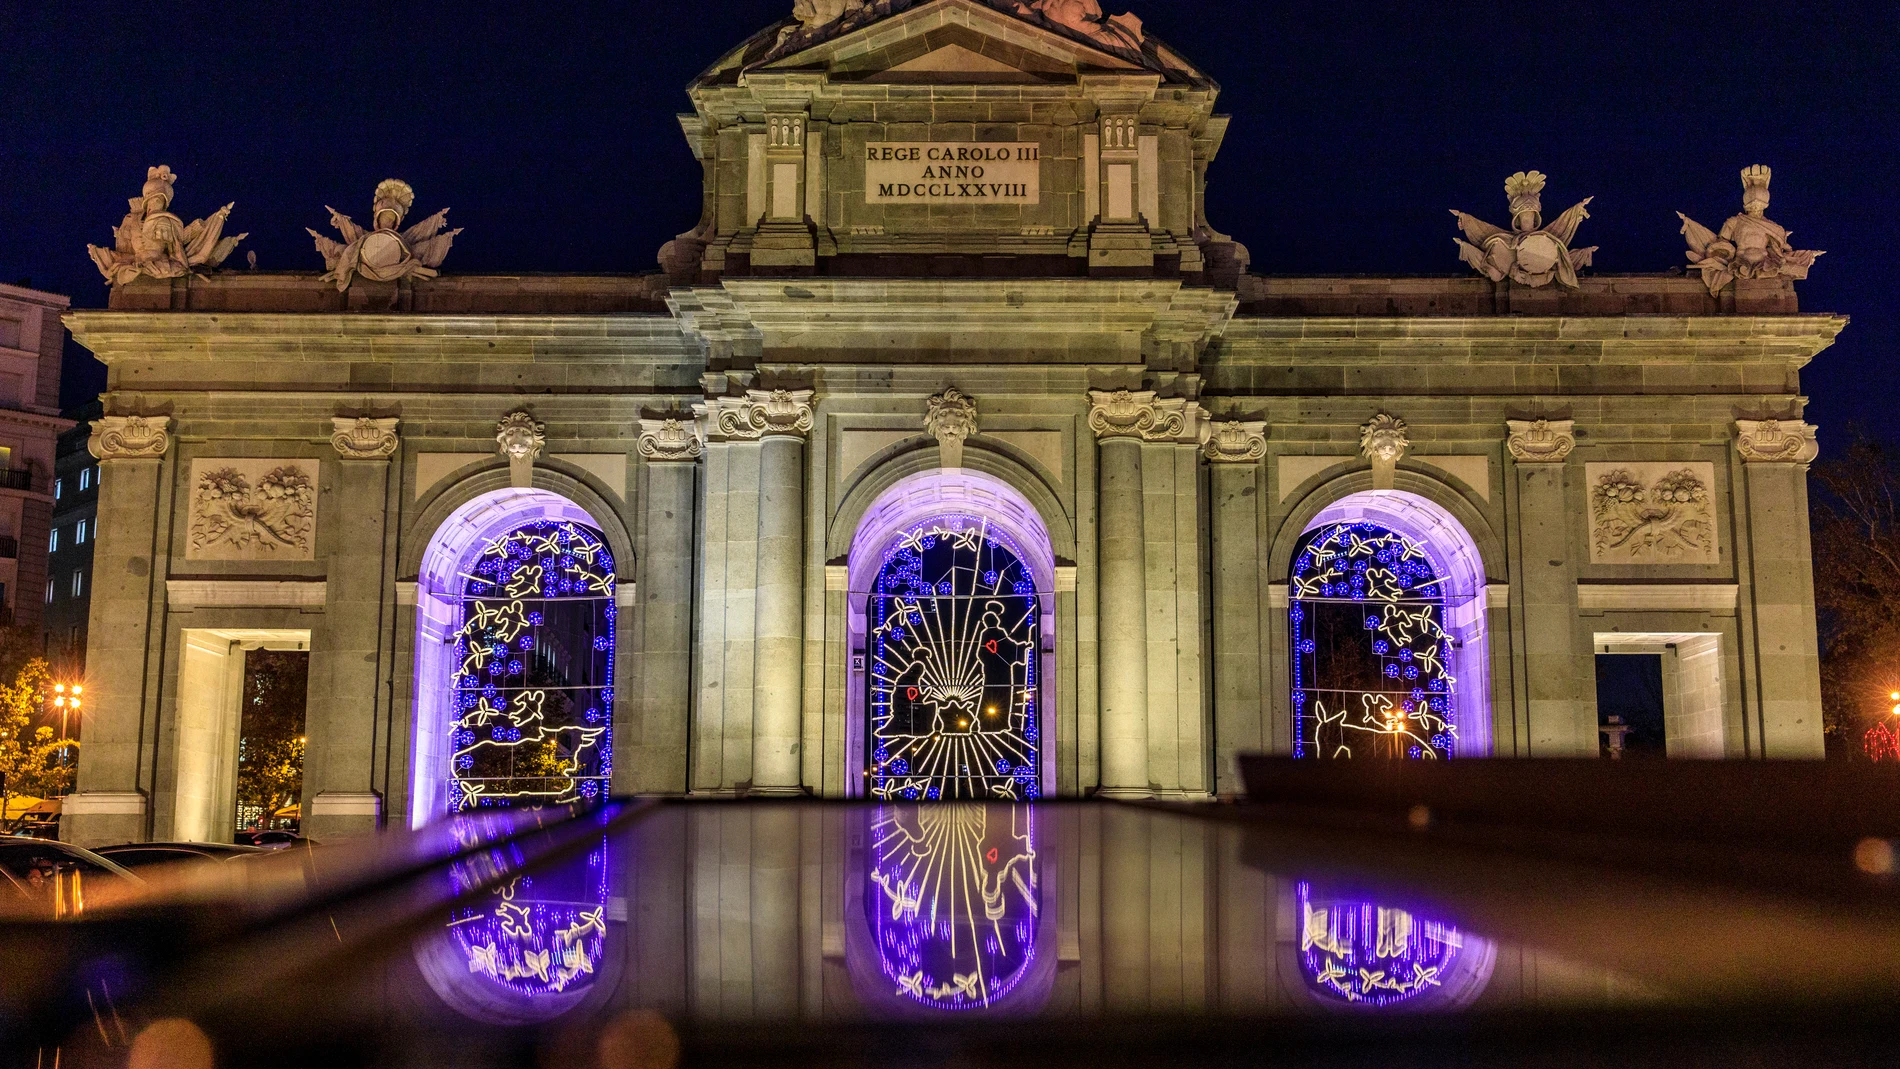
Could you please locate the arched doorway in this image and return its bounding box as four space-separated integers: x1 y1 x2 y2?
411 488 618 825
846 470 1057 799
1289 491 1492 759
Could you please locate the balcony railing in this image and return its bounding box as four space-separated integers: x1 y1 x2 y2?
0 469 33 492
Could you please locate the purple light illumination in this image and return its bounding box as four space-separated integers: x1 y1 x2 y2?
1296 883 1496 1010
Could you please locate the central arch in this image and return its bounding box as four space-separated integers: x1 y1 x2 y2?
845 469 1059 799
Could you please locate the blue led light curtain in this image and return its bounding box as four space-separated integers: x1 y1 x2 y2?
1290 521 1457 759
868 518 1041 801
449 520 615 809
1297 884 1471 1008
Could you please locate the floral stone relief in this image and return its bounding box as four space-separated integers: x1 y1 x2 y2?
1586 462 1718 566
187 458 319 561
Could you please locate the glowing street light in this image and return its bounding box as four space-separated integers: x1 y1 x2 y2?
47 682 83 773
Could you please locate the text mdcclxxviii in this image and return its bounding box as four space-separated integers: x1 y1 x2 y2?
1290 522 1459 760
868 517 1042 800
448 520 616 810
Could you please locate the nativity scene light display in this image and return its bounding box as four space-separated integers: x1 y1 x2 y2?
449 520 615 810
1290 522 1458 760
868 518 1042 800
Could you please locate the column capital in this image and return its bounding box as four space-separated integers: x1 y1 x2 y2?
1087 388 1206 444
698 389 814 443
88 414 171 460
1735 419 1819 465
1505 418 1576 463
638 416 705 462
1203 420 1267 464
330 416 400 460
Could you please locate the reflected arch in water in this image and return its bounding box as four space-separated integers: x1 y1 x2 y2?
414 812 616 1025
845 805 1055 1016
1294 883 1496 1011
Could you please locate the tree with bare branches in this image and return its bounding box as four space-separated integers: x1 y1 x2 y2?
1810 433 1900 756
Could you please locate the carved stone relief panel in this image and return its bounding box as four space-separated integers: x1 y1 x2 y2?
186 458 319 561
1585 462 1718 566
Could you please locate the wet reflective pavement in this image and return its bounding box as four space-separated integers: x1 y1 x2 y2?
9 789 1900 1066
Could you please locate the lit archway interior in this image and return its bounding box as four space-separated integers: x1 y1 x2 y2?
1290 490 1491 758
847 469 1057 799
412 488 617 826
1295 883 1497 1010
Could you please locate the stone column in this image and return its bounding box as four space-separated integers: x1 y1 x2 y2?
1205 421 1267 795
633 417 703 793
1506 419 1591 756
304 418 400 840
704 389 814 795
63 416 171 846
1089 389 1201 799
1735 420 1825 757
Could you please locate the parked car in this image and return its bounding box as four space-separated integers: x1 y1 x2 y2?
0 836 143 917
233 829 316 849
93 841 270 869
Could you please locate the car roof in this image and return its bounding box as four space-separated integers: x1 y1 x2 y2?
0 836 145 881
96 842 267 854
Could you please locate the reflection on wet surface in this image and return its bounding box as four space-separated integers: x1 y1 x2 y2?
393 803 1638 1028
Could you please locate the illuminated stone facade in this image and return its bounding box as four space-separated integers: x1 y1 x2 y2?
63 0 1841 844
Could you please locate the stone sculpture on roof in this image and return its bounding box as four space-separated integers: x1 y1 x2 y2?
1677 166 1823 296
87 166 246 286
308 180 461 291
778 0 1142 52
1452 171 1597 289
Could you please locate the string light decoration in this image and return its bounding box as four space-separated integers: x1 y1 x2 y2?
868 517 1041 801
1297 883 1465 1008
1290 522 1458 759
449 520 614 810
867 805 1039 1010
440 817 609 1005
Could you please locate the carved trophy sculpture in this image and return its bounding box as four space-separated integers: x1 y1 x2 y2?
1452 171 1596 289
1012 0 1144 48
1677 166 1824 296
87 166 245 286
308 180 461 291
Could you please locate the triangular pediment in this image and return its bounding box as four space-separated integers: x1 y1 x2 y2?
696 0 1208 88
888 42 1023 75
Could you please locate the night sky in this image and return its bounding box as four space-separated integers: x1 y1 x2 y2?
3 1 1891 431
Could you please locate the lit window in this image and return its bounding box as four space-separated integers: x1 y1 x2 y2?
44 579 53 603
48 528 57 553
75 520 86 544
70 570 82 597
52 479 61 501
79 468 90 491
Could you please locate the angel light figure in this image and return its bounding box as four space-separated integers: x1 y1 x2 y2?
1677 165 1823 295
1452 171 1596 289
308 179 460 291
87 166 245 286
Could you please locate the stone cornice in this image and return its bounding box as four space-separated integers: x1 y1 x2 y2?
676 280 1237 364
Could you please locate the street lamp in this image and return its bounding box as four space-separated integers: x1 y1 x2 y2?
49 683 81 771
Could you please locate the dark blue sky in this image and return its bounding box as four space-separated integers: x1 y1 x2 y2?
2 0 1891 430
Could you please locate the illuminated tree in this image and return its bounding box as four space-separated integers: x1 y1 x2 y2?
234 650 307 829
0 649 74 821
1810 433 1900 757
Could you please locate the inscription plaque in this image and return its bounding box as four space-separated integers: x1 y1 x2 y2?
864 142 1041 204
